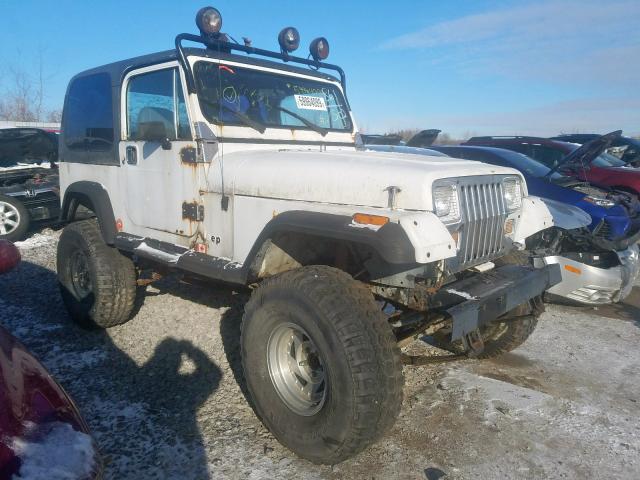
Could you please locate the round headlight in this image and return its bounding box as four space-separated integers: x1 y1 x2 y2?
196 6 223 35
309 37 330 61
278 27 300 53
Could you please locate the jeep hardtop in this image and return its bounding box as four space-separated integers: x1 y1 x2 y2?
56 7 560 464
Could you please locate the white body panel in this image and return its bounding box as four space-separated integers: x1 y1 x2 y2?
224 149 520 211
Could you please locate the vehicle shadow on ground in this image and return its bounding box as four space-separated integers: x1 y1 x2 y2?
0 261 222 480
148 276 253 405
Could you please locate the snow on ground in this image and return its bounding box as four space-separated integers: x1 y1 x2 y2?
1 230 639 479
14 230 57 250
10 421 96 480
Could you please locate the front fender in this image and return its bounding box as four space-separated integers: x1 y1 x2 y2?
513 196 591 244
394 211 457 263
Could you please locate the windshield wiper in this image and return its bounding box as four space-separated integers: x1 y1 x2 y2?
271 106 328 136
200 98 266 134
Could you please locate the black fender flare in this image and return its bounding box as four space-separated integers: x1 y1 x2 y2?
61 181 117 244
243 210 417 275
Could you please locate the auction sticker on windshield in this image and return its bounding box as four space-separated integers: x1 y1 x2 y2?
294 94 327 111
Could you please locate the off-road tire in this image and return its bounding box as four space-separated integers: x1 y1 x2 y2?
57 219 137 329
241 265 403 464
432 252 543 359
0 194 30 242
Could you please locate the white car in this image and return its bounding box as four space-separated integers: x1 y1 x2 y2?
56 6 565 464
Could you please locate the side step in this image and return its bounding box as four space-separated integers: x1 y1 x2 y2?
114 233 247 285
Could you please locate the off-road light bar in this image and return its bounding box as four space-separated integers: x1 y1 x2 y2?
196 6 223 36
309 37 330 61
278 27 300 53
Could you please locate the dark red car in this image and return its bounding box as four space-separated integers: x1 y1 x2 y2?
0 241 101 479
464 131 640 196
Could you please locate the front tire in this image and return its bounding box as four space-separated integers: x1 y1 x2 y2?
0 194 30 242
241 266 403 464
57 219 138 328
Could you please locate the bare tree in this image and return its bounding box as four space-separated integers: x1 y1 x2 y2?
0 51 60 123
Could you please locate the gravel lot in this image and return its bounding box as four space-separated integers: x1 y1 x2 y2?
2 229 639 479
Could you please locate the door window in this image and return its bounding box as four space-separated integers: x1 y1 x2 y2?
126 68 191 141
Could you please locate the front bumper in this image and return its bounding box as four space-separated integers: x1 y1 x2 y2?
430 263 561 340
534 245 640 305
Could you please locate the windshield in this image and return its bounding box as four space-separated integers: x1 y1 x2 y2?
497 149 560 178
568 145 627 167
193 61 352 132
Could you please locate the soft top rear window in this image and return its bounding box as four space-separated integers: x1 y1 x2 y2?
193 61 352 133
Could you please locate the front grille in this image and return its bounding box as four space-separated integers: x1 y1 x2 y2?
457 179 509 267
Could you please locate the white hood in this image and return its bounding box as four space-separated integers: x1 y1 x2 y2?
225 149 523 211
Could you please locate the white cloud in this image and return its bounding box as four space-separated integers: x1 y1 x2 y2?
380 1 640 87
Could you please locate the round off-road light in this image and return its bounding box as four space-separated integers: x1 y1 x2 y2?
196 6 223 35
309 37 329 61
278 27 300 53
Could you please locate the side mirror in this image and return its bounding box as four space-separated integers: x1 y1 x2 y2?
138 121 172 150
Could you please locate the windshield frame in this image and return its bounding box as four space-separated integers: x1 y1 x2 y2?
192 58 354 135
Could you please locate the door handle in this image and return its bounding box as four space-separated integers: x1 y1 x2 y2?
126 146 138 165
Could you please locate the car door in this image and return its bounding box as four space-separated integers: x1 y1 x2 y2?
119 64 201 245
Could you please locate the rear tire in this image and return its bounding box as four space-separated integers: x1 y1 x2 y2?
0 194 30 242
241 266 403 464
57 219 138 328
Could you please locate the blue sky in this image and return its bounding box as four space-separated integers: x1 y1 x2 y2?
1 0 638 137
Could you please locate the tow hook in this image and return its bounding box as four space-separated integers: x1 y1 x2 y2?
462 329 485 357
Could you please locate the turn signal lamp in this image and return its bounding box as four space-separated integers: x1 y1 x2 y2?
564 264 582 275
352 213 389 227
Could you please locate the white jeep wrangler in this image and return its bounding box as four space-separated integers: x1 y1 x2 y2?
56 7 561 464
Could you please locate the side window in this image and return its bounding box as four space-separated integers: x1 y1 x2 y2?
63 73 114 152
529 145 564 168
508 143 531 158
126 68 191 141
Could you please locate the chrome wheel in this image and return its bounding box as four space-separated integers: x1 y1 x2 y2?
267 322 327 416
69 250 92 299
0 201 20 236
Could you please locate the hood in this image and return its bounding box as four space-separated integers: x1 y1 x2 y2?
226 149 523 211
0 129 58 168
549 130 622 175
406 129 441 148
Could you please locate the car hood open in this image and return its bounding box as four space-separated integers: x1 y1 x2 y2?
549 130 622 175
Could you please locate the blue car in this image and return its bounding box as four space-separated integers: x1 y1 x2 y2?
427 145 640 251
